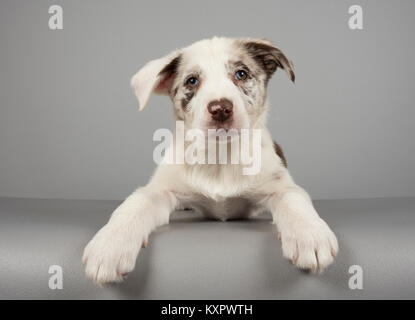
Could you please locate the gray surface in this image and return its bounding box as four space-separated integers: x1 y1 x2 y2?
0 196 414 299
1 0 415 201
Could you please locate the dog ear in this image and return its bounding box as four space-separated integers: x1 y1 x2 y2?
242 39 295 83
131 51 181 110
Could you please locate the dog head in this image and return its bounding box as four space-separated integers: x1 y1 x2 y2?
131 37 294 133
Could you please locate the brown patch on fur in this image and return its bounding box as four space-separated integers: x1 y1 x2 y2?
172 87 178 97
158 55 182 77
273 141 287 167
243 42 295 83
157 55 182 96
181 92 194 110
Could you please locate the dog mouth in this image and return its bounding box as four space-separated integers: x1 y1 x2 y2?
206 119 238 131
205 121 242 141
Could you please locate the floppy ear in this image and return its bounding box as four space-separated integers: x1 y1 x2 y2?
243 39 295 83
130 50 181 110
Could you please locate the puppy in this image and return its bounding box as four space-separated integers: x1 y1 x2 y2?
83 37 338 285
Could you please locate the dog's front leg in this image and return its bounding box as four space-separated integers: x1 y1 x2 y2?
267 188 338 273
82 187 177 285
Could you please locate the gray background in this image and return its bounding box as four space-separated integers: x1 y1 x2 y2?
1 0 415 301
1 197 415 299
1 0 414 201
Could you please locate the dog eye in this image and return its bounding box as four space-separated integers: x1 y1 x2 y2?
235 70 248 81
185 76 199 87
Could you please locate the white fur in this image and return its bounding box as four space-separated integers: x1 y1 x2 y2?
83 37 338 285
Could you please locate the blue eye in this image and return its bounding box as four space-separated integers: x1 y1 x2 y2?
235 70 248 80
186 77 199 86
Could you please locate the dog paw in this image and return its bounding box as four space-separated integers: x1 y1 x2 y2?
279 218 338 273
82 224 144 285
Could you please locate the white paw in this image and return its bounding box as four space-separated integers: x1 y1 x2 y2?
279 218 338 273
82 222 147 285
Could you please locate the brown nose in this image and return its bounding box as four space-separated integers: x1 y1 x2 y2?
207 98 233 122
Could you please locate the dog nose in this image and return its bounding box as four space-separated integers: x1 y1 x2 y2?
207 98 233 122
